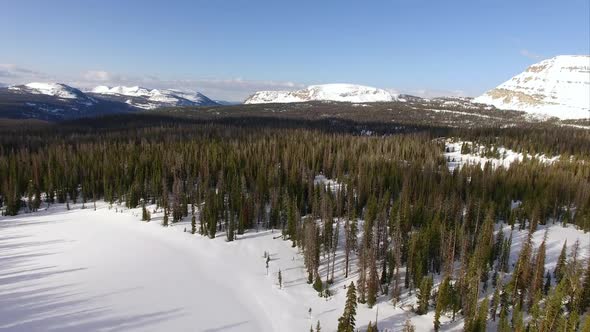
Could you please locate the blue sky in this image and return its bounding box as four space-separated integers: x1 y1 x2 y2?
1 0 588 100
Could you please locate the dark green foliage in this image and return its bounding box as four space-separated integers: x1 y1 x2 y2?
555 241 567 283
337 282 357 332
313 275 323 293
416 276 433 315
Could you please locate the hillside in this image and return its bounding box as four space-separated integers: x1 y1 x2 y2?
474 55 590 119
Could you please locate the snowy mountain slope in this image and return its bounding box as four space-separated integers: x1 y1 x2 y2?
9 82 94 104
244 83 398 104
90 86 219 109
0 83 133 121
474 55 590 119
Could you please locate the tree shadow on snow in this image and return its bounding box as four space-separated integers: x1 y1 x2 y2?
0 228 184 332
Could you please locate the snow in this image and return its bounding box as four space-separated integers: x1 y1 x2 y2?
0 203 439 332
91 86 214 109
444 140 559 172
474 55 590 120
244 84 398 104
313 174 343 192
503 223 590 274
9 83 80 99
2 200 587 331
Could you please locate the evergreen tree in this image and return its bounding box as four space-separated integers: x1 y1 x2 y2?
313 274 323 294
416 276 433 315
337 282 357 332
191 214 196 234
544 271 552 295
555 240 567 283
580 257 590 312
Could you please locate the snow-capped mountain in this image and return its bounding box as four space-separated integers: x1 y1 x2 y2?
90 86 219 109
9 82 95 105
0 82 136 121
244 83 398 104
474 55 590 119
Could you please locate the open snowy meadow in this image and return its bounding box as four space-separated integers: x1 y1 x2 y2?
1 201 588 331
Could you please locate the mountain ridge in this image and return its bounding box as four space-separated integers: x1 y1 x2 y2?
474 55 590 119
244 83 398 104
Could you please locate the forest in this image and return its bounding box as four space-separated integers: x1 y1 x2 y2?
1 114 589 331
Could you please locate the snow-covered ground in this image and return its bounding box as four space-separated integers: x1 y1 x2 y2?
1 202 588 331
444 141 560 172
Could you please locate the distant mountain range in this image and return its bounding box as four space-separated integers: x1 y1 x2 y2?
0 83 220 121
243 55 589 120
1 55 588 121
89 86 219 110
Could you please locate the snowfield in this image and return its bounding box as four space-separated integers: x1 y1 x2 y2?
1 202 588 331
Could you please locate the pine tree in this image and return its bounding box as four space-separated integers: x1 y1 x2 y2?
541 281 566 331
544 271 552 295
278 269 282 289
313 274 323 294
580 314 590 332
497 305 510 332
580 257 590 312
191 214 196 234
337 282 357 332
555 240 567 283
511 302 524 332
416 276 433 315
529 235 546 307
490 281 501 321
434 277 453 331
366 321 375 332
367 249 378 308
315 320 321 332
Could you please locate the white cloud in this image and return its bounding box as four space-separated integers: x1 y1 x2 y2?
83 70 116 82
0 64 50 82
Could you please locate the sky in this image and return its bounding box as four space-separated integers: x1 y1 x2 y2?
0 0 588 101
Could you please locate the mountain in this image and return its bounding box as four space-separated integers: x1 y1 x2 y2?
244 83 398 104
89 86 219 109
474 55 590 119
0 83 134 121
214 100 241 106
